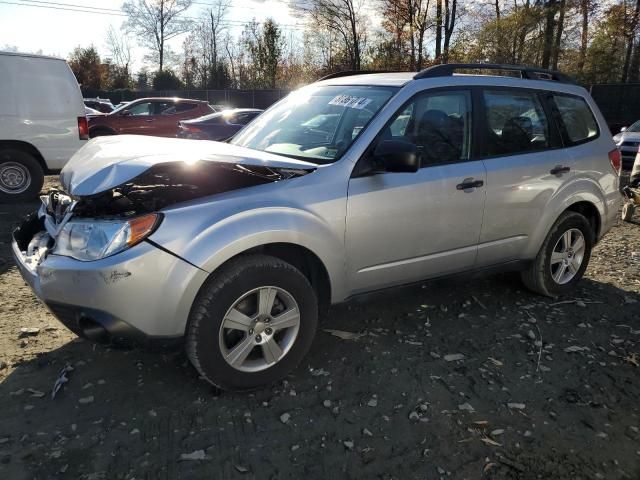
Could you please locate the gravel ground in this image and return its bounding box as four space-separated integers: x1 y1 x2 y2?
0 176 639 480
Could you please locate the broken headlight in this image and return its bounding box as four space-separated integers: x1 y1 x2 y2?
52 213 162 261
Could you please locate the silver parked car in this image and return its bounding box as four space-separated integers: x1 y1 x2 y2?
13 64 621 390
613 120 640 172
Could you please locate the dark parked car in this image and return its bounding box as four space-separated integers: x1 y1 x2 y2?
89 97 214 138
177 108 263 140
84 98 114 113
84 106 105 118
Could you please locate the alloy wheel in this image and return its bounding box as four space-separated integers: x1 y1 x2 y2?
550 228 586 285
218 286 301 372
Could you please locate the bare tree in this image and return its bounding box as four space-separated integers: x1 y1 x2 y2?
435 0 443 61
577 0 591 74
292 0 366 71
442 0 458 63
122 0 193 72
378 0 431 70
621 0 640 82
541 0 557 69
105 26 132 77
551 0 566 70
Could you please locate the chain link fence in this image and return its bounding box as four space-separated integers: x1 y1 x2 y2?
588 84 640 132
85 84 640 132
84 89 291 109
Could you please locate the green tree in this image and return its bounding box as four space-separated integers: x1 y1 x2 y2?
152 69 183 89
68 45 104 89
241 19 284 88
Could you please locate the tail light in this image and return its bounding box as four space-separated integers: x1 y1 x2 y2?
78 116 89 140
609 149 622 175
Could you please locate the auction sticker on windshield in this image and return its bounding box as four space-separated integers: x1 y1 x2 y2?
328 95 372 110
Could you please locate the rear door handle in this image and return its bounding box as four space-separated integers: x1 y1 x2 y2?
456 178 484 191
550 165 571 175
145 119 155 122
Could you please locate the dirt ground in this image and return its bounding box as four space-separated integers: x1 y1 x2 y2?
0 176 639 480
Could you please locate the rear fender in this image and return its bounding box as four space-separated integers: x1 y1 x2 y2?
524 177 608 258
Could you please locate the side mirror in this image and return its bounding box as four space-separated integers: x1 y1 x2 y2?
121 109 132 116
621 126 627 132
373 139 419 173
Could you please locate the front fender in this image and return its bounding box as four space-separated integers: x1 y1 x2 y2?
153 205 348 303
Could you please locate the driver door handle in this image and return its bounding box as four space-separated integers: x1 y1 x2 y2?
550 165 570 175
456 178 484 191
145 119 155 122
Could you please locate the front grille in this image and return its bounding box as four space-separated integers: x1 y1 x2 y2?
621 141 640 148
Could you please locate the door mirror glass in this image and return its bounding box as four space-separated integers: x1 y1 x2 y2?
373 140 419 173
121 109 132 116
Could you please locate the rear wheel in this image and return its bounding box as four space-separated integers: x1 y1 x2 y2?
521 211 594 297
186 254 318 391
0 149 44 202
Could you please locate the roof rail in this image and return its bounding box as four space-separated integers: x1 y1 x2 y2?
317 70 395 81
413 63 577 84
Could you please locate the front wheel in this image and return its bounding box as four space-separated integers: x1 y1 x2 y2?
186 254 318 391
521 211 594 297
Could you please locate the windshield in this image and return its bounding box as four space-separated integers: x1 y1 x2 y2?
627 120 640 132
230 85 398 163
110 102 131 115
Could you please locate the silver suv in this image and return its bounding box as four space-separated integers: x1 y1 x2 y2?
12 64 621 390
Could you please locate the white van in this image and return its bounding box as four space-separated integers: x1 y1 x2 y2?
0 52 87 201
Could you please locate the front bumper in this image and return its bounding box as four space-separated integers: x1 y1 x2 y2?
12 212 208 346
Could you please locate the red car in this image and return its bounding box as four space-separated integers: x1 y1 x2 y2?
88 97 214 138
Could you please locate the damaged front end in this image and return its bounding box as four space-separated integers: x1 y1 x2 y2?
11 137 317 345
15 159 313 266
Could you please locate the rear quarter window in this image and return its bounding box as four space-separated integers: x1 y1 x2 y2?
551 94 599 145
175 103 198 113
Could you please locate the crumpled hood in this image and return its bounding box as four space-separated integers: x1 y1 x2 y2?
61 135 317 196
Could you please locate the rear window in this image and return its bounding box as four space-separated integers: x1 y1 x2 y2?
551 94 599 145
175 102 197 113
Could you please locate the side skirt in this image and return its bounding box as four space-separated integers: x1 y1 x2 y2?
341 259 533 305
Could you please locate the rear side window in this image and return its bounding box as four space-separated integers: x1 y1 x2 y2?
483 90 550 157
551 94 599 144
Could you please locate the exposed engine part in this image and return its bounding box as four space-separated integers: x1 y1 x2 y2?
54 160 312 218
24 231 52 267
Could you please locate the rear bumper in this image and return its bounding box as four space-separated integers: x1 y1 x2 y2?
12 212 208 343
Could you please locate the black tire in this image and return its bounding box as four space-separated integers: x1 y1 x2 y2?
0 149 44 203
622 203 635 222
90 128 115 138
521 211 594 297
186 254 318 391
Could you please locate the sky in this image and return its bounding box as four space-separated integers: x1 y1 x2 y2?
0 0 304 71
